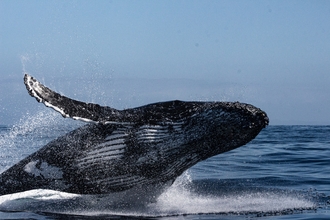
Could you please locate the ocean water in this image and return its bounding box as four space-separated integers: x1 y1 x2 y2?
0 111 329 219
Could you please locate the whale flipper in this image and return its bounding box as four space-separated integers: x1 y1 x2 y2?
23 74 207 125
0 74 268 200
24 74 122 124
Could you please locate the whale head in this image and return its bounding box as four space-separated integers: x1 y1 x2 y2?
179 101 268 160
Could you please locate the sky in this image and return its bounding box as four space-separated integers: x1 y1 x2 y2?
0 0 330 125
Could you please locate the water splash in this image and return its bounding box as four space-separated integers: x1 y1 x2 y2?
0 109 81 171
20 54 31 75
147 173 317 217
0 171 317 218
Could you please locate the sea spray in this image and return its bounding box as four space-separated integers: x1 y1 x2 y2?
0 110 81 171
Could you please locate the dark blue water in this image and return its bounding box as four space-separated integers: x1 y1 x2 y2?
0 110 329 219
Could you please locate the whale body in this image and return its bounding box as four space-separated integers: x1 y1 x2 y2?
0 74 268 201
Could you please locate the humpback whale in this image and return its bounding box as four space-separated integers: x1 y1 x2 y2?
0 74 268 202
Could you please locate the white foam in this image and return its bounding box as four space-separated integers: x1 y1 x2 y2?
153 184 315 215
0 172 317 217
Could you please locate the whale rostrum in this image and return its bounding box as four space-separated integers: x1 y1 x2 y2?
0 74 268 201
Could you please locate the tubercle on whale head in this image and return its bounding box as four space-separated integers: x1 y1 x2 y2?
241 102 269 128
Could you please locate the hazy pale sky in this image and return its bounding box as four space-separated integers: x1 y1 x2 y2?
1 0 330 125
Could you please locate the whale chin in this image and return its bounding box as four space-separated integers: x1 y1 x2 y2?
0 74 268 201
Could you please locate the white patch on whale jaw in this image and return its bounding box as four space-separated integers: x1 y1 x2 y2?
24 160 63 180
